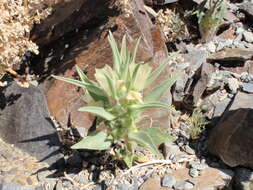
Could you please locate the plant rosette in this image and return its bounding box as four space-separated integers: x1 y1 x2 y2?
53 31 179 167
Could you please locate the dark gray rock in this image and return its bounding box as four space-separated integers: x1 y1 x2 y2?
208 92 253 168
0 82 62 166
0 183 38 190
231 168 253 190
161 175 176 188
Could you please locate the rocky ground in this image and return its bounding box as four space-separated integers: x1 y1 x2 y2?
1 0 253 190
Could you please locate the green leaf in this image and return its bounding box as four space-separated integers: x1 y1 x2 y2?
78 106 116 121
144 72 180 103
129 131 163 158
52 75 108 102
71 131 112 150
108 31 121 75
145 53 178 87
131 102 176 112
130 37 141 64
132 64 152 91
75 66 94 85
141 128 173 146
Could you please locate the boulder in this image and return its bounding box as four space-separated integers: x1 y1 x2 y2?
0 82 62 166
31 0 116 46
38 0 171 131
208 92 253 168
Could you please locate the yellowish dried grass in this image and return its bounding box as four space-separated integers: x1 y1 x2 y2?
0 0 51 78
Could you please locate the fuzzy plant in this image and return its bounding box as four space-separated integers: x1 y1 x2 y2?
53 31 179 168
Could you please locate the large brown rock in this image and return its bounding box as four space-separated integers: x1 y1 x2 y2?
38 0 171 131
31 0 116 46
208 92 253 168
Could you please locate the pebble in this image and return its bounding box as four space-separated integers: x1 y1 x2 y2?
243 31 253 43
227 78 239 94
189 168 199 178
161 175 176 188
190 162 208 171
206 41 216 53
242 83 253 93
184 145 195 155
173 181 194 190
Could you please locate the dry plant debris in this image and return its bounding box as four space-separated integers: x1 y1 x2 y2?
0 0 52 78
156 9 188 42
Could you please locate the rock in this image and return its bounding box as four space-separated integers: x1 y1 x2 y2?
220 60 253 76
144 0 178 6
238 2 253 19
0 183 39 190
243 31 253 43
207 48 253 62
227 78 239 94
190 162 208 171
41 0 172 131
66 151 83 167
163 142 181 160
231 168 253 190
31 0 115 46
114 183 137 190
171 167 233 190
208 92 253 168
173 181 194 190
242 82 253 94
189 168 199 178
184 145 195 155
205 41 216 53
0 82 62 166
192 62 215 106
161 175 176 188
139 178 166 190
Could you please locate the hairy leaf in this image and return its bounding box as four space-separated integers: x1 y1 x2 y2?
144 72 180 102
71 131 112 150
78 106 115 121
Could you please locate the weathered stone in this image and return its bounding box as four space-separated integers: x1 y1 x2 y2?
231 168 253 190
161 175 176 188
0 183 39 190
140 178 166 190
41 0 171 130
192 62 215 106
171 167 233 190
173 181 194 190
208 92 253 168
243 31 253 43
207 48 253 62
242 82 253 94
220 60 253 76
31 0 116 46
0 82 62 166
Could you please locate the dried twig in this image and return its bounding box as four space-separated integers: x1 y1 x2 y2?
123 160 172 175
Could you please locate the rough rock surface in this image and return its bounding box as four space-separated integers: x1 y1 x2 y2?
207 48 253 62
0 82 62 166
31 0 116 46
40 0 172 130
208 92 253 168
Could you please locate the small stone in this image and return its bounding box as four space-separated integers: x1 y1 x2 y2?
184 145 195 155
189 168 199 178
163 142 181 160
227 78 239 94
206 41 216 53
243 31 253 43
190 162 208 171
161 175 176 188
242 83 253 93
173 181 194 190
55 181 63 190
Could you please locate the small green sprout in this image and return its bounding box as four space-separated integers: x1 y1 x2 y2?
53 31 179 167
